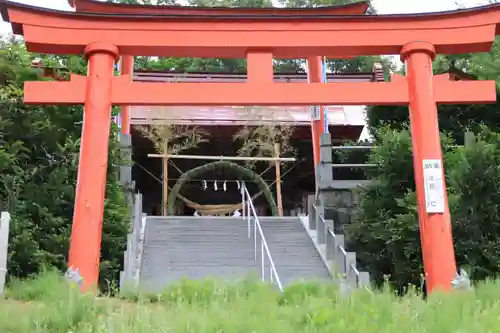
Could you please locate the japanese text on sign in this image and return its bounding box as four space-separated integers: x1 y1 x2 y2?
422 159 445 213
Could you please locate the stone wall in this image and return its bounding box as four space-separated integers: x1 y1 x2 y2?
321 189 359 233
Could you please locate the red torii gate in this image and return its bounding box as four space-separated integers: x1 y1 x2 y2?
1 0 499 293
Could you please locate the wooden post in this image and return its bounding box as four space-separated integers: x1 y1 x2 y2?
0 212 11 296
162 140 168 216
148 154 295 162
464 131 475 147
274 143 284 216
120 55 133 135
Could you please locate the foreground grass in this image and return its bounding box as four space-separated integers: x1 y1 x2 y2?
1 271 500 332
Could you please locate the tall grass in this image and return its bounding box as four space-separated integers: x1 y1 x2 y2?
1 271 500 332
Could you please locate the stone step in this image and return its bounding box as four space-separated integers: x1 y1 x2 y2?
258 217 332 286
139 216 259 292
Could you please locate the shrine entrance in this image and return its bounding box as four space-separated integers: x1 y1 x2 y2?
166 161 277 216
3 0 500 294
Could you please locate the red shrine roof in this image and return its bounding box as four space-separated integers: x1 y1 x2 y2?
128 70 381 127
67 0 370 16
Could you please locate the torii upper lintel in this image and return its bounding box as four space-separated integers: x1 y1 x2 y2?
2 1 500 58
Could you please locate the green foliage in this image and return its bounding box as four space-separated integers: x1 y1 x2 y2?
3 272 500 332
346 127 500 289
367 101 500 144
367 37 500 140
446 129 500 281
137 124 209 154
233 122 295 168
0 39 129 289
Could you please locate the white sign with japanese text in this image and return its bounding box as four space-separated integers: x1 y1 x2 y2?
310 106 320 121
422 159 445 213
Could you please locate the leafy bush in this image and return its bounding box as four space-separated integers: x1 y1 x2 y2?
346 127 500 289
446 129 500 281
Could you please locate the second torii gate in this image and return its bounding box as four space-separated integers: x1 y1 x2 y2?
2 0 500 293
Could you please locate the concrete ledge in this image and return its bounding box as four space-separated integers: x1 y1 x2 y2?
320 180 372 190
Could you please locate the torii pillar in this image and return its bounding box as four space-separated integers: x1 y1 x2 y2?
401 42 457 293
120 55 133 134
307 56 327 168
67 42 119 291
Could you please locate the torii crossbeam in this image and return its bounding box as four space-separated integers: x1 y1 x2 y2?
2 0 500 294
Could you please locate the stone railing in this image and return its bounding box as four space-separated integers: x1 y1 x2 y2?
118 132 147 291
318 132 373 190
317 133 373 234
307 196 369 290
120 193 145 291
311 132 372 289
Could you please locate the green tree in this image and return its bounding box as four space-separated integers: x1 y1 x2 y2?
346 127 500 290
0 39 129 289
445 129 500 281
367 101 500 144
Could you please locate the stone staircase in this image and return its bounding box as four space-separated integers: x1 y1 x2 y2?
259 217 331 286
133 215 335 292
123 209 367 293
138 216 259 292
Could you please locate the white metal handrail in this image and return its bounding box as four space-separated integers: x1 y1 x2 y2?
241 183 284 292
